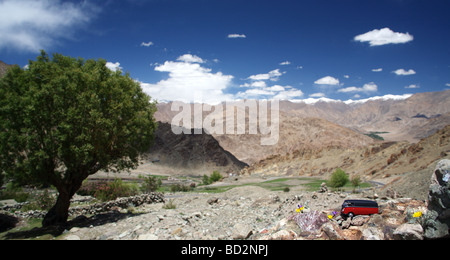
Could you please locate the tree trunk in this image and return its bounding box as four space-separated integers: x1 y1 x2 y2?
42 172 88 227
42 190 71 227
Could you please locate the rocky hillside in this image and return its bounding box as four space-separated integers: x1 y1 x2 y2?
0 61 13 78
154 90 450 165
244 125 450 200
143 122 248 175
155 102 375 164
281 90 450 143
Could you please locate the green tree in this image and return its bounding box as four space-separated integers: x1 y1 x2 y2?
202 174 211 185
329 168 349 188
210 171 223 183
0 51 157 226
351 175 361 188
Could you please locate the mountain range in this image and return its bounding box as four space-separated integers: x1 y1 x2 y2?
155 90 450 165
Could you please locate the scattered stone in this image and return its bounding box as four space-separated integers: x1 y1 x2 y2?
270 195 280 203
65 235 81 240
207 197 219 205
269 230 296 240
393 223 424 240
321 222 344 240
362 226 384 240
2 172 439 241
351 216 368 226
138 233 159 240
318 182 328 193
232 223 253 240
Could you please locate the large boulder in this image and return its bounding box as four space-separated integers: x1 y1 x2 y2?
393 224 424 240
423 159 450 239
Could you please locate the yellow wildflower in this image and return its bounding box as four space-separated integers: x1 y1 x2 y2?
413 211 422 218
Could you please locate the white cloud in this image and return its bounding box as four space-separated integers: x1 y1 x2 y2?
176 54 205 63
314 76 340 85
228 34 246 39
248 69 285 81
273 89 304 100
106 62 122 72
344 75 350 79
140 54 234 104
267 85 286 92
446 83 450 87
279 61 291 66
309 93 326 98
372 68 383 72
338 82 378 94
236 83 303 100
239 81 267 88
405 84 420 89
140 41 154 47
393 69 416 76
354 28 413 47
0 0 97 52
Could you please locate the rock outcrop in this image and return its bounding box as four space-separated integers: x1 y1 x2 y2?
423 159 450 239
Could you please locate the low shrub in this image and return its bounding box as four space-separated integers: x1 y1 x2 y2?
329 168 349 188
140 175 162 193
170 184 192 193
93 179 139 202
22 189 56 211
77 181 103 197
210 171 223 183
202 171 224 185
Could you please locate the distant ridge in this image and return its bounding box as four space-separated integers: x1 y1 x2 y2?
145 122 248 174
0 60 13 78
155 90 450 163
289 93 413 105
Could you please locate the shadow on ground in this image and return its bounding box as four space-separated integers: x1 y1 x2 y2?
3 211 143 240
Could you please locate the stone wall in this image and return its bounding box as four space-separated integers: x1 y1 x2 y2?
2 193 165 219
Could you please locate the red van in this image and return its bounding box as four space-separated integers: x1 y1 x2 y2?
341 199 379 218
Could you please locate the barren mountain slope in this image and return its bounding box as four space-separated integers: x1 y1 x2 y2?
142 122 248 176
243 124 450 200
214 111 374 164
155 102 375 164
282 90 450 142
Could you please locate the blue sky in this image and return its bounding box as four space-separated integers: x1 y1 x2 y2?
1 0 450 103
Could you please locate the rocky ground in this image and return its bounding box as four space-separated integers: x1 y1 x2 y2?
4 159 449 240
59 182 427 240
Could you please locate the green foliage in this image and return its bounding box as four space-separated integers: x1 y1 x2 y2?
202 174 211 185
210 171 223 183
0 51 157 225
139 175 162 193
77 181 101 197
0 183 29 202
202 171 224 185
365 132 388 141
170 184 192 192
329 168 349 188
351 175 362 188
23 189 56 211
93 179 139 202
